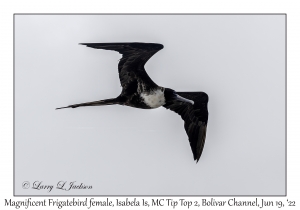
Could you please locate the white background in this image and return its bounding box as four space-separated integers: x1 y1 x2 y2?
1 0 299 209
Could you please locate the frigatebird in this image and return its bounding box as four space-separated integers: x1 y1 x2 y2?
57 42 209 162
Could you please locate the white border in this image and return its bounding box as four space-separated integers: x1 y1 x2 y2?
1 0 299 209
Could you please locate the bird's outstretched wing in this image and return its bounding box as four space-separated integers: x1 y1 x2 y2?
163 92 209 162
80 42 163 91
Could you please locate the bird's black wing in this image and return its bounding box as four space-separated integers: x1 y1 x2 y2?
163 92 209 162
80 42 164 92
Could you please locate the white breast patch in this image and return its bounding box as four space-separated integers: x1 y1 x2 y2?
140 89 166 108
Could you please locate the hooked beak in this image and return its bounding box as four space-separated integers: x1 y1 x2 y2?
175 94 194 105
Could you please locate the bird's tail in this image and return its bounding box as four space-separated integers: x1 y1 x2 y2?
56 98 119 110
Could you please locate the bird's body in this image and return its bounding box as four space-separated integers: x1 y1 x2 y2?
140 88 166 108
57 42 209 162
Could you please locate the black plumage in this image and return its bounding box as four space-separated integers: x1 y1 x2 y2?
57 42 209 162
164 92 208 161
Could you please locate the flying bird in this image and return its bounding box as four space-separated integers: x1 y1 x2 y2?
56 42 209 162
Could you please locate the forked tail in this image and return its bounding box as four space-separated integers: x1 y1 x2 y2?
56 98 119 110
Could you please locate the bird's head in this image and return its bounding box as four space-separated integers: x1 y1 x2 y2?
163 88 177 102
164 88 194 105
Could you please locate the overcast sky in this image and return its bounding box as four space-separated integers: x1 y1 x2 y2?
15 15 285 196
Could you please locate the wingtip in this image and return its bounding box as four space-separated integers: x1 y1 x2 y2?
79 43 100 49
194 153 201 163
56 106 70 110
